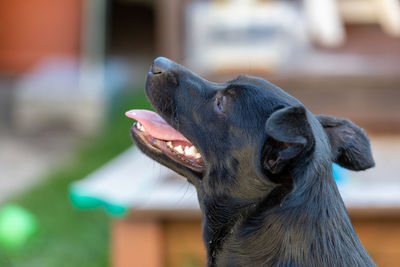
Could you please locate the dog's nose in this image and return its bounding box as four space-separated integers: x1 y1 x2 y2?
151 57 174 74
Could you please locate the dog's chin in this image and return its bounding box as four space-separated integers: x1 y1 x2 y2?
130 124 204 180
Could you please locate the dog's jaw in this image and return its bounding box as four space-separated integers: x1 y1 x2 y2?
126 113 205 172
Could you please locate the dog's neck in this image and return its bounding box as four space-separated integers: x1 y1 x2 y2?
202 165 375 267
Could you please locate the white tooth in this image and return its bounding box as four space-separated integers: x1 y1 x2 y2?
166 141 172 148
140 125 145 132
174 145 184 154
184 146 191 156
189 146 197 155
195 153 201 159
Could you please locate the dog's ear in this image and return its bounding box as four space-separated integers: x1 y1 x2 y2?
263 106 314 174
317 115 374 171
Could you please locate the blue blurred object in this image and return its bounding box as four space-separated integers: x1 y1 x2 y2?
69 188 128 217
332 163 348 184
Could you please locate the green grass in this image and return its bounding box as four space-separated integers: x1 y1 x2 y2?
0 89 152 267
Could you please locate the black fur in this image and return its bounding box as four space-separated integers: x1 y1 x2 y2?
130 57 376 267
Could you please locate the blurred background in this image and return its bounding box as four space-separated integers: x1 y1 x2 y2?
0 0 400 266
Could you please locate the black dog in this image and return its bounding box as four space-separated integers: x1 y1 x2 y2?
127 57 376 266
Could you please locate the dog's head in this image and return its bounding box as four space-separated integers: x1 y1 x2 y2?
127 57 374 203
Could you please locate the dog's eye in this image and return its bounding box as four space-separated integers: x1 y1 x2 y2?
215 96 226 112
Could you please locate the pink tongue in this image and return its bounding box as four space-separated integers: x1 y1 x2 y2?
125 109 191 143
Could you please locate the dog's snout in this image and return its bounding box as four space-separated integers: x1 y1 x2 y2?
151 57 174 74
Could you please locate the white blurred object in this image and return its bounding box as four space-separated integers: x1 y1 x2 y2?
338 0 400 37
71 147 199 211
374 0 400 36
13 58 105 135
185 1 309 74
185 0 400 72
339 0 377 23
304 0 346 47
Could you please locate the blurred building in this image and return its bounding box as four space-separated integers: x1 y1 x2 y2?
0 0 153 135
0 0 100 135
0 1 81 74
1 0 400 135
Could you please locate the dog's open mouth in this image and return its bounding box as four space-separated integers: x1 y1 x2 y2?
125 109 204 172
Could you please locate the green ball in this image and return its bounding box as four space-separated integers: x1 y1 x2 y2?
0 204 37 249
